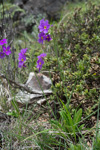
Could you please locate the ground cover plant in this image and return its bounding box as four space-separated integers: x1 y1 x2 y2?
0 0 100 149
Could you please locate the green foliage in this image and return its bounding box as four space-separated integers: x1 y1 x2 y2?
9 98 20 117
51 100 84 142
1 0 100 149
68 143 84 150
93 136 100 150
0 2 25 19
38 2 100 148
7 110 19 118
51 1 100 113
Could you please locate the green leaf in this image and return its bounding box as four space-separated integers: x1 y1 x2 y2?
73 108 82 125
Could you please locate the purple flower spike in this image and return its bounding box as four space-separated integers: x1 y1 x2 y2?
38 32 46 44
38 19 50 33
37 53 47 59
2 45 11 55
37 58 44 72
0 52 5 59
46 34 52 42
0 39 7 45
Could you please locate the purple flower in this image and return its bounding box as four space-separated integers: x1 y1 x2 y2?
37 58 44 72
18 62 26 68
0 52 5 59
38 32 46 44
18 53 26 61
18 54 25 61
0 39 7 45
37 53 47 59
18 61 24 68
46 34 52 42
2 45 11 55
20 48 28 55
23 63 26 67
18 52 26 68
18 48 28 68
38 19 50 33
37 53 47 71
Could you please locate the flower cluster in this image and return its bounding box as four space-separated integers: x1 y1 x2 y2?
0 39 11 59
18 48 28 68
37 53 47 72
38 19 52 44
0 19 50 72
